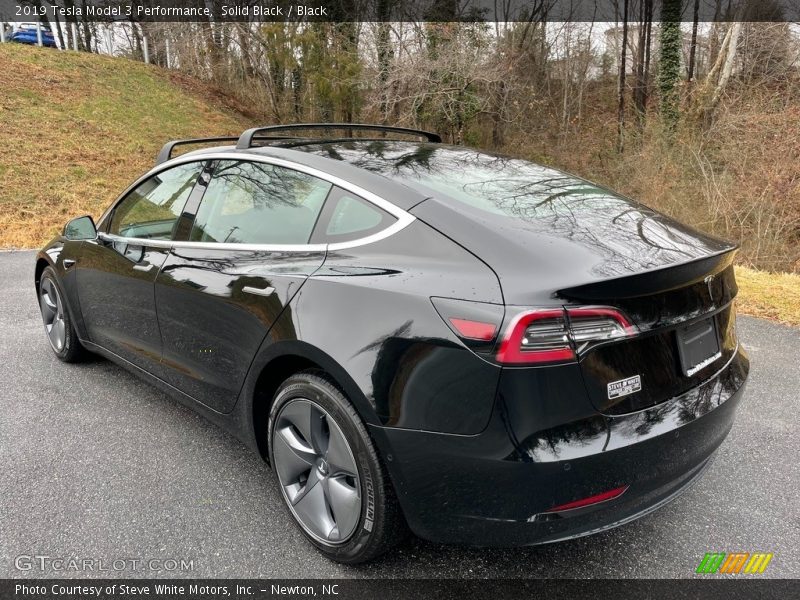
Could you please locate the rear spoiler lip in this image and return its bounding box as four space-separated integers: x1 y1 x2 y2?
558 245 738 301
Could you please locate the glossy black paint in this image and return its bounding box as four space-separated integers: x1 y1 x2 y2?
375 347 748 545
35 137 749 548
295 220 503 433
155 247 325 413
77 239 170 370
568 260 739 414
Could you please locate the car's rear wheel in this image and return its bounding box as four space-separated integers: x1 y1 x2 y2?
38 266 85 363
268 371 406 563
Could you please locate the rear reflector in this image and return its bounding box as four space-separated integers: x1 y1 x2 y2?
544 485 629 513
430 297 504 352
448 318 497 341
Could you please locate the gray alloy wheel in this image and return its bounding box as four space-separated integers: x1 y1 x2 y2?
39 277 67 353
38 267 85 363
272 398 361 544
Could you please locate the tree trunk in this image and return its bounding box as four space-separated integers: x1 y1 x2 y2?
376 23 393 123
643 4 652 102
81 21 93 53
633 0 653 119
52 11 66 50
687 0 700 82
658 0 682 129
708 21 743 111
694 6 744 126
617 0 629 153
292 67 303 122
376 0 393 123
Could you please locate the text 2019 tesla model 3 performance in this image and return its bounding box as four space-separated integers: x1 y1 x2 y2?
35 124 748 563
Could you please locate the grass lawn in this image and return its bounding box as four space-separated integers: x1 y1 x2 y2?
735 266 800 327
0 44 248 248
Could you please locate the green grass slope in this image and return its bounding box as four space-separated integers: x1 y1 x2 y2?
0 44 249 248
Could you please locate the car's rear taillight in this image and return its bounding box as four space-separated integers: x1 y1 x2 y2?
496 306 636 365
566 307 637 353
496 310 573 364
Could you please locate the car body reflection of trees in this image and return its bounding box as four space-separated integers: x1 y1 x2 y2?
505 355 747 464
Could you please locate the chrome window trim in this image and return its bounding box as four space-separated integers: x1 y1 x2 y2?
98 232 327 253
98 232 171 249
97 151 415 252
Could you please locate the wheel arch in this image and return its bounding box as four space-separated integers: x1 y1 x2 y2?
243 340 382 461
34 254 54 293
34 244 90 341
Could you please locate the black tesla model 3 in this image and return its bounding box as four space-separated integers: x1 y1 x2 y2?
35 124 748 563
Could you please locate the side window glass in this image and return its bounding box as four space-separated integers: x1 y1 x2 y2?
109 162 203 239
315 187 397 243
190 161 332 245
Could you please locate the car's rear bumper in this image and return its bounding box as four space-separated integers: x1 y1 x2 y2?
372 346 748 546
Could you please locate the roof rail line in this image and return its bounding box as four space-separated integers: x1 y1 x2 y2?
156 124 443 166
155 135 295 165
156 137 240 165
236 123 442 149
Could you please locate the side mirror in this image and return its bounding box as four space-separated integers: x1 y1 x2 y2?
64 215 97 241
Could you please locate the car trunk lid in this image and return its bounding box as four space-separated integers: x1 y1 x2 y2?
560 254 739 414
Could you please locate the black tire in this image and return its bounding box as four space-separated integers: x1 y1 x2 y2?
38 266 86 363
268 370 407 564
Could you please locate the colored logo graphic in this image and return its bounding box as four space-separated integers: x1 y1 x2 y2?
696 552 773 574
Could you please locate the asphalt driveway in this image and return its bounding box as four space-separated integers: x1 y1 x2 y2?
1 249 798 578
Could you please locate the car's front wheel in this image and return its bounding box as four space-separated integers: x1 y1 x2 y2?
268 371 406 563
38 266 85 363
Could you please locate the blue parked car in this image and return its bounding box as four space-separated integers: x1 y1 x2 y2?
9 23 57 48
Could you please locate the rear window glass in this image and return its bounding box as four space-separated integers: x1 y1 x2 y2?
401 152 618 218
306 142 632 220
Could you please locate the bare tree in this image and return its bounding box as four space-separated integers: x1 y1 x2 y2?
687 0 700 83
617 0 629 152
695 9 745 125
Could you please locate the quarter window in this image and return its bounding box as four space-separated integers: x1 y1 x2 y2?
312 187 397 243
190 161 332 245
109 162 203 239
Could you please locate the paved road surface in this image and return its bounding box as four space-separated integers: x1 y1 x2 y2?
1 250 798 578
